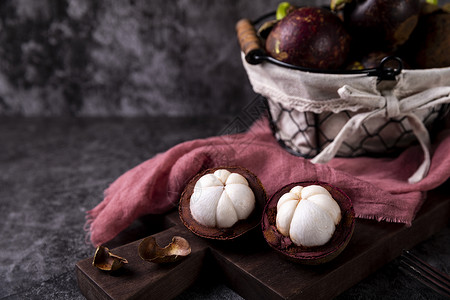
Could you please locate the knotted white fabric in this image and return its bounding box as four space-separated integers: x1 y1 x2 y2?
242 53 450 183
312 85 450 183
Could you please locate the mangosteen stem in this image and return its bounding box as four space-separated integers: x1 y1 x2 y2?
330 0 354 11
276 2 293 20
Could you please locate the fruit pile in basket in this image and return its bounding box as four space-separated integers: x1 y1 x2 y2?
258 0 450 70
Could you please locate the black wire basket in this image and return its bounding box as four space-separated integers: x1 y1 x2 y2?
236 13 450 161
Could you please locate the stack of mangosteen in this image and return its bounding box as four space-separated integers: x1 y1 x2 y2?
261 0 450 70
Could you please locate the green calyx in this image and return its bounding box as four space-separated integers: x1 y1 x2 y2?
330 0 353 11
276 2 293 20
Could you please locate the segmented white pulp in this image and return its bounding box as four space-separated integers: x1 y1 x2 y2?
190 169 255 228
276 185 341 247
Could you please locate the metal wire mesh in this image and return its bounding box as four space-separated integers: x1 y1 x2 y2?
266 98 449 158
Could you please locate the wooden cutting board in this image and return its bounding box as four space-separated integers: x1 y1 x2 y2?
76 185 450 300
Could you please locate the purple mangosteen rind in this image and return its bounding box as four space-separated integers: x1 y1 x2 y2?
179 166 267 240
343 0 421 51
261 181 356 265
265 7 351 70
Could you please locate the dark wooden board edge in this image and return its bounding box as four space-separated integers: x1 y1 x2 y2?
211 187 450 299
76 225 209 300
76 186 450 300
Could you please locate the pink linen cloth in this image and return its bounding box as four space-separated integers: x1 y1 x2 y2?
86 118 450 246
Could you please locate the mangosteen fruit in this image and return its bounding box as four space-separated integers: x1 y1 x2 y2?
265 7 351 70
179 166 266 240
257 2 297 39
339 0 421 51
261 181 355 264
402 8 450 69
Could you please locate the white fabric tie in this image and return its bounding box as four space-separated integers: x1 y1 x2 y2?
311 85 450 183
384 89 400 118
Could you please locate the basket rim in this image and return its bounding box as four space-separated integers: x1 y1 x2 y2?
248 11 402 80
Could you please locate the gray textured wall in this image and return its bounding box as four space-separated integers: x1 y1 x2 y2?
3 0 447 117
0 0 331 117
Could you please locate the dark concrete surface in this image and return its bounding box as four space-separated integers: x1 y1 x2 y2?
0 115 449 299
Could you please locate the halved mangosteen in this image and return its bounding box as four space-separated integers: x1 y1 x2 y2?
262 181 355 264
179 166 266 240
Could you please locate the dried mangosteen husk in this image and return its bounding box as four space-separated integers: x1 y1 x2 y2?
261 181 355 265
179 166 266 240
138 236 191 263
92 246 128 271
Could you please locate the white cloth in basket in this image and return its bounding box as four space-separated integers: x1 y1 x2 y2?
242 54 450 183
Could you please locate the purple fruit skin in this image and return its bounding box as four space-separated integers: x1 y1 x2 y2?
345 0 421 50
411 13 450 69
265 7 351 69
